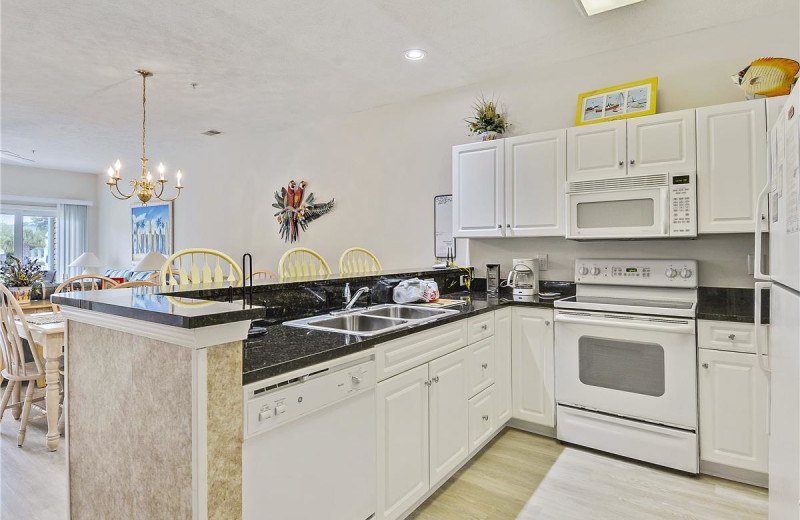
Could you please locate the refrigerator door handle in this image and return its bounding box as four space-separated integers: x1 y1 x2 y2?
754 281 771 374
754 149 772 281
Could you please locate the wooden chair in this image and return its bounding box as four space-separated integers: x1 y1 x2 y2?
160 249 243 287
0 284 61 447
278 248 331 279
52 275 120 311
114 280 159 289
245 270 278 281
339 248 382 275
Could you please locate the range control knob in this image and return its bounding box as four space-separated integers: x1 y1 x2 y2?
590 267 601 276
665 268 678 278
680 268 693 279
578 266 589 276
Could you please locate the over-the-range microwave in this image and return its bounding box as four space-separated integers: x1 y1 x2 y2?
565 171 697 240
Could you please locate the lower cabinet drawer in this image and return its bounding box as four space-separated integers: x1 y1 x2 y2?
467 313 495 344
468 336 495 397
376 321 468 381
468 385 496 454
697 320 768 355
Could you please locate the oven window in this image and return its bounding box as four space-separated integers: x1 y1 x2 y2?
578 336 665 397
576 199 654 229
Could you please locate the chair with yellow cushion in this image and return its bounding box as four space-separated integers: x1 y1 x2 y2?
160 249 243 287
278 248 331 279
114 280 159 289
339 248 382 275
51 275 120 312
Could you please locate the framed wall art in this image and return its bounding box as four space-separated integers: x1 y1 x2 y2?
575 77 658 126
131 201 173 263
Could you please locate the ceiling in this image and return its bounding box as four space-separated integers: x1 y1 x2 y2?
0 0 791 173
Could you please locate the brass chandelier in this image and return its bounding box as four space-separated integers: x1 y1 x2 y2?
106 69 184 205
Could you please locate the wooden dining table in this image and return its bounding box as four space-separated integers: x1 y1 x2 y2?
13 312 64 451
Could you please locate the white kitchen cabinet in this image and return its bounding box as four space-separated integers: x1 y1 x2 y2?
377 364 430 520
627 109 696 176
428 348 470 488
696 99 768 233
494 308 512 424
567 120 627 181
452 140 504 237
767 95 789 129
468 385 496 453
511 307 555 427
467 336 495 397
504 130 566 236
698 348 769 473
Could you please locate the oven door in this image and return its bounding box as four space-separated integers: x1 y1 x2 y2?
554 310 696 429
566 187 669 239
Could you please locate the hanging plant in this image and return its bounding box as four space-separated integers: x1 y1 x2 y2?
465 95 510 140
272 180 335 243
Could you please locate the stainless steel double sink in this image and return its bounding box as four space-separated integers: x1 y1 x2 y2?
283 303 461 336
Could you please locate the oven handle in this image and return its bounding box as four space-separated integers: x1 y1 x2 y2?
555 311 695 334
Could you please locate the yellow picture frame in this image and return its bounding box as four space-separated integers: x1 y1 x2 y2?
575 77 658 126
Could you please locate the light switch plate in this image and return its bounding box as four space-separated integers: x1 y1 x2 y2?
536 254 549 271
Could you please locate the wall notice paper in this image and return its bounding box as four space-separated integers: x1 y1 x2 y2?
785 109 799 234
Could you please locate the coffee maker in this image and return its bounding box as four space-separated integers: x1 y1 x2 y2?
505 259 539 297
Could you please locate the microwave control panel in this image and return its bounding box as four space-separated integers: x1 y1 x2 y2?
669 172 697 237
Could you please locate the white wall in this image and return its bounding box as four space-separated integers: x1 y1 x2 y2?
0 163 99 255
96 11 797 284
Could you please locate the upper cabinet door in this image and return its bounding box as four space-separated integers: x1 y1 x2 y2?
627 109 696 176
452 140 505 237
504 130 567 237
566 120 626 181
696 99 767 233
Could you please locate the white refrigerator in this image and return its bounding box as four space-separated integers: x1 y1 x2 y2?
758 87 800 519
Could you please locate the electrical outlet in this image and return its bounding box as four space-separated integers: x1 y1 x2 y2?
459 274 466 286
536 254 549 271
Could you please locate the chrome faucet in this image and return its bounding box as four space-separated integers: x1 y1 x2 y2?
343 283 351 305
344 286 372 310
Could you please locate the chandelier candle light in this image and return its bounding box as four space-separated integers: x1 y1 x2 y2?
106 70 184 205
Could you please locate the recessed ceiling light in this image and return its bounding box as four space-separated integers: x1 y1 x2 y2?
404 49 426 61
574 0 645 16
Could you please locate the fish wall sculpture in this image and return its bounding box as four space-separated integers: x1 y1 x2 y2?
732 57 799 99
273 180 335 243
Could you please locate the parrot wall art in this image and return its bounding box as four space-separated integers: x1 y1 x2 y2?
273 180 335 243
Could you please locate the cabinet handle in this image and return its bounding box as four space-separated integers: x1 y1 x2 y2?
728 334 736 340
702 363 709 369
497 225 501 229
424 380 432 387
630 159 635 165
482 415 489 421
545 320 551 326
481 363 488 369
618 161 624 166
481 324 488 330
432 376 439 383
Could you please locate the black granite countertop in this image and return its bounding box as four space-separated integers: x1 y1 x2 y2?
243 289 566 385
51 267 466 329
52 286 265 328
697 286 769 324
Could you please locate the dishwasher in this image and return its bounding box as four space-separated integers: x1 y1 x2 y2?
242 355 376 520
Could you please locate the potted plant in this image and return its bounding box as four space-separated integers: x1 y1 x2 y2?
465 95 510 141
1 255 44 304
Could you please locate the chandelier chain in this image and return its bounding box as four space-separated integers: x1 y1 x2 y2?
142 72 146 161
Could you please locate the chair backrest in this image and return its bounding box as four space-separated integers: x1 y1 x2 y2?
0 284 44 379
52 275 120 312
245 270 278 281
339 247 382 275
160 249 243 287
54 275 119 295
114 280 159 289
278 248 331 279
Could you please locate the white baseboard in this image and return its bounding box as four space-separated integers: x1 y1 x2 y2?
700 461 768 488
507 418 556 438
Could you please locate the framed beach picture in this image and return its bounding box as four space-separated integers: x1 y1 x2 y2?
575 77 658 126
131 201 173 263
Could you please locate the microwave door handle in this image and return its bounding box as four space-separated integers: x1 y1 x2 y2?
754 281 771 374
754 163 772 281
662 189 670 235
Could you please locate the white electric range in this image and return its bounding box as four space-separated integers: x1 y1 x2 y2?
554 258 699 473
